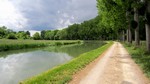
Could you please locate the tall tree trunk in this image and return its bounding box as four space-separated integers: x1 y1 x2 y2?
134 8 140 46
128 17 132 43
126 29 129 42
146 24 150 52
122 30 125 42
126 11 132 43
129 27 132 43
145 0 150 52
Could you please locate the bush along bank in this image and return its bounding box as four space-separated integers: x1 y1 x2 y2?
0 40 81 52
21 41 113 84
124 42 150 78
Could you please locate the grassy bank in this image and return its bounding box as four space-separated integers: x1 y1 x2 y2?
22 41 113 84
0 39 81 52
124 42 150 78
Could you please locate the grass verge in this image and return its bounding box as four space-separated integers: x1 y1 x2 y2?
0 39 81 51
21 41 113 84
123 42 150 78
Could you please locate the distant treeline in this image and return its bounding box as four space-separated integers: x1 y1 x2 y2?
0 15 146 40
0 26 30 39
40 16 117 40
0 16 115 40
40 15 146 40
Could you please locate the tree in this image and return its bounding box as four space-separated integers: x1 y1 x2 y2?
33 32 41 40
7 33 17 39
52 15 116 40
26 31 30 38
53 30 59 40
16 31 30 39
97 0 127 41
48 31 55 40
0 26 8 38
145 0 150 52
130 0 144 46
41 30 46 40
44 30 51 40
96 0 147 45
55 29 67 40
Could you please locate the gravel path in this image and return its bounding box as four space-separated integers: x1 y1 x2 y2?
70 42 150 84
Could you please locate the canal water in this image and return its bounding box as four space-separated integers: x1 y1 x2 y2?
0 41 104 84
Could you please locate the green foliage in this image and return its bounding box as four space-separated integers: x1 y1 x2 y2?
37 15 116 40
33 32 41 40
96 0 148 42
55 42 64 46
97 0 127 33
26 31 30 36
41 30 59 40
41 30 46 40
7 33 17 39
0 39 81 52
0 26 31 39
16 31 29 39
22 42 113 84
0 26 14 38
44 30 51 40
55 29 67 40
54 16 115 40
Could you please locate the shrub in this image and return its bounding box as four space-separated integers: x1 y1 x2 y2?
33 32 41 40
7 33 17 39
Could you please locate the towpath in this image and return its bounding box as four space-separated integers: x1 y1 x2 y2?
70 42 150 84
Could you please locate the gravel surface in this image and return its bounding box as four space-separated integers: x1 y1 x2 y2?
70 42 150 84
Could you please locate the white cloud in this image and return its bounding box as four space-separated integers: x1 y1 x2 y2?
64 20 72 27
62 13 69 18
0 0 97 31
59 19 64 24
57 10 60 14
71 16 75 20
0 0 28 31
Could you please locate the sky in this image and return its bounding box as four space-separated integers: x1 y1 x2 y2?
0 0 98 32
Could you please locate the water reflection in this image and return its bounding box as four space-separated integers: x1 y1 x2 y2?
0 51 72 84
44 41 105 57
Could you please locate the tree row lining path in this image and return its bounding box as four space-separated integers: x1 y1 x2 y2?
70 42 150 84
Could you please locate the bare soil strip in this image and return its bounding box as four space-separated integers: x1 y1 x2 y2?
70 42 150 84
